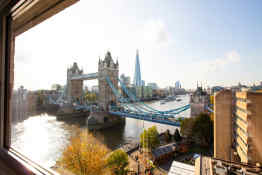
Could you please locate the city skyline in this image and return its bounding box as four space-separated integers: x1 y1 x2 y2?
14 0 262 90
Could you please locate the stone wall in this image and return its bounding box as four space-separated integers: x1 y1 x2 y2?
70 79 83 101
98 68 118 110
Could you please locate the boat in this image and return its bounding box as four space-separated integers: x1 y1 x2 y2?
160 101 166 105
163 96 176 102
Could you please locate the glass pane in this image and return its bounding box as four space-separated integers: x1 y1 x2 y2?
10 1 262 175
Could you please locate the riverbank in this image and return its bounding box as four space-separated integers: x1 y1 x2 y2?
11 95 190 169
56 111 89 121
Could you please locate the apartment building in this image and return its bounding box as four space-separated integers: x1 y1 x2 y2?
214 90 262 165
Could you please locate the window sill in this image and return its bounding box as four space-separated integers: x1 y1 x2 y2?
0 147 60 175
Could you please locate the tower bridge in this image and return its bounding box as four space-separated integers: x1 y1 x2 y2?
58 51 191 127
70 72 98 81
66 51 118 110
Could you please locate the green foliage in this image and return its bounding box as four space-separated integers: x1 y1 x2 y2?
177 117 185 122
36 94 44 107
192 113 213 146
140 126 160 150
51 84 62 91
180 113 213 146
174 128 182 142
180 118 195 139
107 149 129 175
164 129 172 143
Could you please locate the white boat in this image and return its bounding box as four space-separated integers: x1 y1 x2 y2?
164 96 176 102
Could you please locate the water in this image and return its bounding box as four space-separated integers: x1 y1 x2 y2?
11 95 190 169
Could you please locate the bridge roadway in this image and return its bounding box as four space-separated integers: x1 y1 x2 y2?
109 110 181 127
71 72 98 80
70 102 182 127
53 74 194 127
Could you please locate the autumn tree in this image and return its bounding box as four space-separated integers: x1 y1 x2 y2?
107 149 129 175
85 91 97 102
140 126 160 150
57 130 110 175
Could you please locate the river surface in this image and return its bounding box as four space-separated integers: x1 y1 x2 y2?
11 95 190 169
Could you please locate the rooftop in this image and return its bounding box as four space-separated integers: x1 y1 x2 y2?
168 160 195 175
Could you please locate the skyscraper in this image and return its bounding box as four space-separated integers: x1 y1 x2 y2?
134 49 142 86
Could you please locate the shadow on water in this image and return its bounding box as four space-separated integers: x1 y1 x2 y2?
92 122 126 150
11 95 190 167
59 117 87 127
55 116 126 150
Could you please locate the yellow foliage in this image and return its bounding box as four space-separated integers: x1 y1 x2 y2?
85 92 97 102
209 95 214 120
58 130 110 175
210 95 214 105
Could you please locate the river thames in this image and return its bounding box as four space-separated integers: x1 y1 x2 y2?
11 94 190 169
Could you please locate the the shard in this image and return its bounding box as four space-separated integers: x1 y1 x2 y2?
133 49 142 86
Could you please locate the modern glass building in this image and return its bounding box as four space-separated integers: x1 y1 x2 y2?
133 50 142 87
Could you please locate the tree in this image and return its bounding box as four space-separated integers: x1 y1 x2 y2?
85 92 97 102
58 130 109 175
51 84 62 91
180 113 213 147
164 129 172 143
180 118 195 139
140 126 160 150
174 128 182 142
36 93 44 109
107 149 129 175
192 113 213 146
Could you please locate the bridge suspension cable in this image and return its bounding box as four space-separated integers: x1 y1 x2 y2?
105 77 147 114
118 78 190 114
105 76 190 120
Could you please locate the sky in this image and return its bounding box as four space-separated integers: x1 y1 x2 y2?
14 0 262 90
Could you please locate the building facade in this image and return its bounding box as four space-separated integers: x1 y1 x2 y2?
214 90 262 165
66 62 84 102
147 82 158 90
234 91 262 164
190 86 209 117
214 90 233 161
98 52 119 110
175 81 181 89
133 49 142 87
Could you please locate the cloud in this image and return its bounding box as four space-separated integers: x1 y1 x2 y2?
142 19 168 45
198 50 240 73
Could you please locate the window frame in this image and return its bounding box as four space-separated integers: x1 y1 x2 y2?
0 0 79 174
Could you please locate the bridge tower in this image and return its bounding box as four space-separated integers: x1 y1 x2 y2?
98 51 119 110
66 62 84 103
